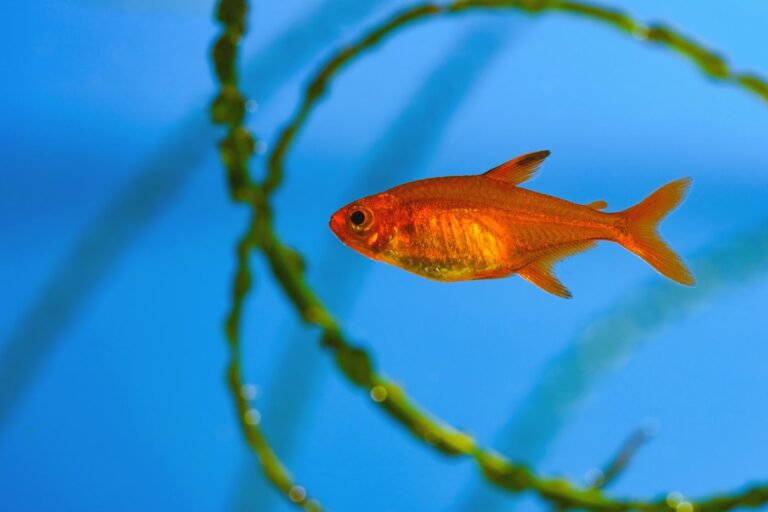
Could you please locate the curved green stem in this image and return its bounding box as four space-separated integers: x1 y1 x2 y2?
210 0 323 510
216 0 768 510
250 209 768 512
264 0 768 194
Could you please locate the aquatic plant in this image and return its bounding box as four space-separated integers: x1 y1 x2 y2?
240 18 516 512
210 0 768 510
0 0 386 440
459 220 768 511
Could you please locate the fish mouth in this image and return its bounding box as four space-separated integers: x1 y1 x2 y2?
328 211 344 239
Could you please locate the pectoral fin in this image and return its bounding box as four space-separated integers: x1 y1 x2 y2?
517 241 597 298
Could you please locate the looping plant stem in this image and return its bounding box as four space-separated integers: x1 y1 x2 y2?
264 0 768 194
251 204 768 512
215 0 768 510
211 0 323 510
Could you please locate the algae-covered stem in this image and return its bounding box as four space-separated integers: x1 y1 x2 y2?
210 0 323 510
217 0 768 509
264 0 768 194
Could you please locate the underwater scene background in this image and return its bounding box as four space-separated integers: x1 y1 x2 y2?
1 0 767 511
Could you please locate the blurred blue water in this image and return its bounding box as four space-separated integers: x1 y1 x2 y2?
1 1 767 511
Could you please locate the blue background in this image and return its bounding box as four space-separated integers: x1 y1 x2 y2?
1 1 767 511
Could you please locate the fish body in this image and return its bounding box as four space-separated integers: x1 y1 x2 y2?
329 151 694 297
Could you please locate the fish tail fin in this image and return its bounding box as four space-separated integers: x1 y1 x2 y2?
617 178 695 286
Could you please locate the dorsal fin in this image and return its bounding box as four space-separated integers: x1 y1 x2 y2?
482 150 551 185
518 240 597 298
585 200 608 210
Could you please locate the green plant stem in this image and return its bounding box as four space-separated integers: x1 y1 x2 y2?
250 203 768 512
264 0 768 193
210 0 323 510
217 0 768 510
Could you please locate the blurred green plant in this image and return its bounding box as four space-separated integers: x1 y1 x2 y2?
237 18 518 512
549 425 656 512
211 0 322 510
0 0 389 442
211 0 768 510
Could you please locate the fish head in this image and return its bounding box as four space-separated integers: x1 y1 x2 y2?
329 193 399 259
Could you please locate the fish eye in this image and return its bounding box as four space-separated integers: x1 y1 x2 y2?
347 206 373 232
350 210 366 226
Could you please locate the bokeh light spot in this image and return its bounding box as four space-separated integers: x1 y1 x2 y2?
667 492 684 508
244 409 261 426
584 468 605 487
370 385 388 402
289 485 306 503
240 384 259 401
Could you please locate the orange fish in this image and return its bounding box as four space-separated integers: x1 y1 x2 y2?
329 150 695 298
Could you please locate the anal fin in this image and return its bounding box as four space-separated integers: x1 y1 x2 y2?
519 264 572 298
518 240 597 298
